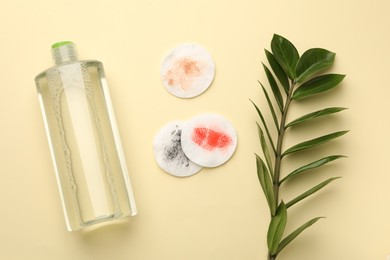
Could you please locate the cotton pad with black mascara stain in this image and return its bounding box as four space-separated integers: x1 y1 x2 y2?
160 44 215 98
181 113 238 168
153 121 202 177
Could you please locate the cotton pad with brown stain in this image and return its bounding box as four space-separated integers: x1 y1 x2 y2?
161 44 215 98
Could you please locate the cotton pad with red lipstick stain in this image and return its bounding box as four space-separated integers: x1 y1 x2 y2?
160 44 215 98
153 121 203 177
181 114 238 168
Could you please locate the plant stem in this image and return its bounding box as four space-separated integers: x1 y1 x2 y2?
268 81 295 260
273 81 295 205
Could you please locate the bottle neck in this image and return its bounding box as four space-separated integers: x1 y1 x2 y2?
51 42 78 65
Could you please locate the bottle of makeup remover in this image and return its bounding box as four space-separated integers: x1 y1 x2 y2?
35 41 137 231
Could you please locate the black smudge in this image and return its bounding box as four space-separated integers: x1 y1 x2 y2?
163 126 190 167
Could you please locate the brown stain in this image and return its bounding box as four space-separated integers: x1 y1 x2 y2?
182 59 200 76
165 58 203 90
167 71 175 85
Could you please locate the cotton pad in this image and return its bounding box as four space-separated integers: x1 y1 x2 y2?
181 114 238 168
153 121 202 177
160 44 215 98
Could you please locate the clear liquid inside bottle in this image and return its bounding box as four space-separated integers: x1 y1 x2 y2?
35 42 137 231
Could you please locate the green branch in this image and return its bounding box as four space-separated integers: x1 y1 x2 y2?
253 34 347 260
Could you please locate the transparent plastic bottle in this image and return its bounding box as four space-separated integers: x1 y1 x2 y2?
35 41 137 231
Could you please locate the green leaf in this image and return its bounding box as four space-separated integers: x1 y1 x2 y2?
285 107 347 128
276 217 323 255
258 81 279 130
257 123 273 176
296 48 336 83
267 202 287 255
280 155 346 184
286 177 340 208
256 154 276 216
265 49 289 94
292 74 345 100
250 100 276 153
282 130 348 157
271 34 300 80
263 64 284 112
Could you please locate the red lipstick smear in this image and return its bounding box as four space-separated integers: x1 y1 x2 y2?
192 127 232 151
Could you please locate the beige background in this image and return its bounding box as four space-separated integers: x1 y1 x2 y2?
0 0 389 259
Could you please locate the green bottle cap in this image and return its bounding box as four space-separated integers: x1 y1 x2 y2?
51 41 75 49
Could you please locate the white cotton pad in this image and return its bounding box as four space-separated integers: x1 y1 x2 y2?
181 114 238 168
160 43 215 98
153 121 202 177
